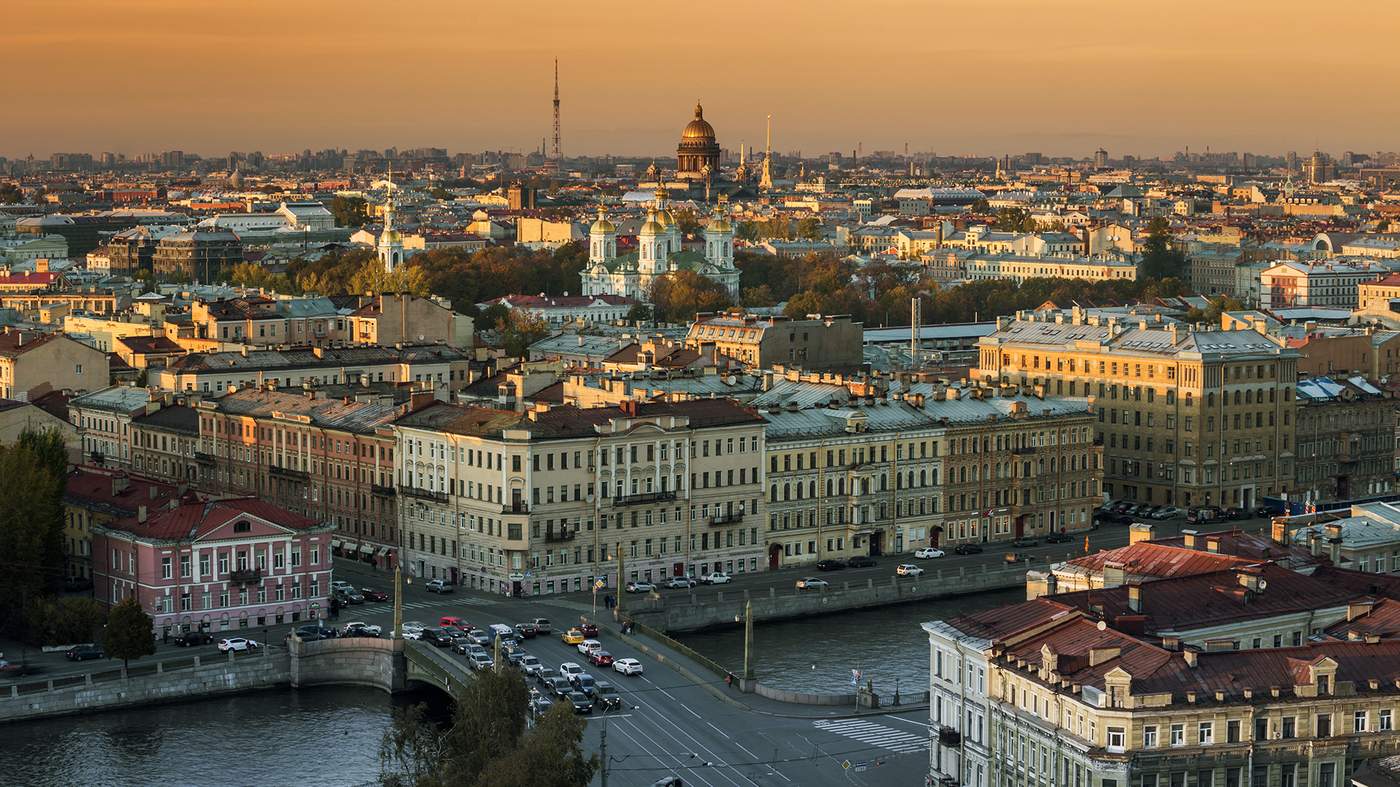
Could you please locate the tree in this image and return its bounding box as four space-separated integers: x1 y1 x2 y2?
795 216 823 241
330 196 371 228
495 310 551 357
649 270 733 323
625 303 653 324
26 596 107 646
348 258 430 296
991 207 1036 233
1139 217 1188 280
378 668 595 787
229 262 295 294
104 597 155 669
0 183 23 204
0 434 67 634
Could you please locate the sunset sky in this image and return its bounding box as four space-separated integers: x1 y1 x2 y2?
7 0 1400 159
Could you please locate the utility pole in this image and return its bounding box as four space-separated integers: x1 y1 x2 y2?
600 722 609 787
391 561 402 640
742 599 754 680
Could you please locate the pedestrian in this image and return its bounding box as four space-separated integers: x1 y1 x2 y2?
161 628 168 645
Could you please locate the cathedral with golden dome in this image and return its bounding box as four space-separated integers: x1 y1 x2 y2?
676 101 721 181
580 190 738 304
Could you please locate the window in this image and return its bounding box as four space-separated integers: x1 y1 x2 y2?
1316 713 1331 738
1106 727 1125 752
1170 724 1184 746
1382 709 1393 731
1281 717 1295 739
1355 710 1369 732
1198 722 1213 745
161 557 172 579
1143 726 1158 748
1226 719 1240 743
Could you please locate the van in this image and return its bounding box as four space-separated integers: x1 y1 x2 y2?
488 623 515 640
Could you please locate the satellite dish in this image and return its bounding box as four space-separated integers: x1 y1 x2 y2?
1258 579 1268 591
1096 620 1107 631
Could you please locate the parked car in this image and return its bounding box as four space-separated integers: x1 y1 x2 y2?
1152 506 1184 520
895 564 924 577
331 580 354 594
1003 552 1031 564
65 644 104 661
845 555 876 568
452 639 483 656
1223 507 1245 521
506 651 528 667
561 628 586 646
529 692 554 716
1044 532 1072 544
536 667 560 688
530 618 552 634
626 581 657 593
1186 507 1220 525
467 630 492 647
614 658 644 676
438 615 467 629
217 638 258 653
664 576 696 589
293 625 335 641
595 681 624 710
401 622 427 640
796 577 829 591
953 543 984 555
567 690 594 714
424 579 453 594
360 588 389 602
1010 537 1038 548
173 630 214 647
341 622 383 638
514 622 538 639
700 571 731 585
577 639 603 656
579 622 600 638
913 547 945 559
814 559 844 571
0 659 35 676
588 650 615 668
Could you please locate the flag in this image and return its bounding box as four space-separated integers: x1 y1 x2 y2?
851 669 861 686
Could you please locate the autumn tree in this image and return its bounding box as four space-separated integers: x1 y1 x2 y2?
330 195 371 228
26 596 107 646
494 310 551 357
649 269 733 323
1139 217 1188 280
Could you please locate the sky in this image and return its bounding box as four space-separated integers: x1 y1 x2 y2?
7 0 1400 160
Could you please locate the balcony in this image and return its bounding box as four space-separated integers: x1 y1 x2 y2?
708 511 745 526
370 483 396 498
230 568 262 584
544 528 576 543
269 464 309 481
398 485 448 503
612 490 677 507
501 502 530 515
195 451 217 465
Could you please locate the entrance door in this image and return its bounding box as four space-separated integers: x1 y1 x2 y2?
869 531 884 557
929 526 942 548
768 544 782 570
672 562 684 577
1014 516 1027 538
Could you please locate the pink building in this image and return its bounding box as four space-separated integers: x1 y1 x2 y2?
92 496 335 638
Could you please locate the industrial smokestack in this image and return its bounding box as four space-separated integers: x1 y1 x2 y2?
910 297 920 368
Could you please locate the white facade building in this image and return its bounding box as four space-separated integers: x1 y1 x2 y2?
581 193 739 304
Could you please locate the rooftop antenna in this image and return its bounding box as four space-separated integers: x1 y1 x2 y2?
551 58 562 162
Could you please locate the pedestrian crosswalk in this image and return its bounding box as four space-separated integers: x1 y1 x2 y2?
811 718 928 755
360 597 493 613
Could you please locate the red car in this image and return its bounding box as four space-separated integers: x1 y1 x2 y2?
361 588 390 602
588 650 614 668
580 622 599 637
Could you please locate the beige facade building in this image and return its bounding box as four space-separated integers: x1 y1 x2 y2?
685 312 863 371
762 385 1102 568
0 329 108 402
391 399 766 596
976 309 1299 509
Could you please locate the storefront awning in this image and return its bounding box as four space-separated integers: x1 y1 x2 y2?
358 543 374 555
331 539 342 549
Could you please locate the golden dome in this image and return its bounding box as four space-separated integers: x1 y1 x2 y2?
681 101 716 142
639 208 665 236
589 207 615 234
707 214 732 233
656 209 675 228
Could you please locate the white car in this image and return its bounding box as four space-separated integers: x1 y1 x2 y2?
701 571 731 585
577 639 603 655
400 622 426 640
914 547 945 559
559 661 585 680
217 637 259 653
795 577 829 591
341 621 383 637
330 580 354 593
896 564 924 577
613 658 644 676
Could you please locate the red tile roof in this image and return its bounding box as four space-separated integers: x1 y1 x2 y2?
108 497 322 541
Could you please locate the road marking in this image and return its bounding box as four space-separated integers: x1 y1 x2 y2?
883 715 932 729
627 692 755 787
610 718 718 787
812 718 929 755
641 676 702 719
706 721 730 739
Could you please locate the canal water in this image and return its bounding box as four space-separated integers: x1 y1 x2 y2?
678 587 1023 696
0 591 1018 784
0 685 422 787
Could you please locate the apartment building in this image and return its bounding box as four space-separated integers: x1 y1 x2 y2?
0 328 108 402
1294 376 1395 504
154 343 471 397
390 399 766 596
1260 260 1385 310
130 402 199 483
761 385 1102 568
1280 503 1400 575
965 254 1138 284
69 386 153 468
62 466 183 582
684 312 864 371
195 386 408 565
1357 274 1400 312
976 309 1299 509
188 293 471 349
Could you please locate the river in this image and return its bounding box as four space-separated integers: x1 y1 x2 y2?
678 587 1023 695
0 590 1019 784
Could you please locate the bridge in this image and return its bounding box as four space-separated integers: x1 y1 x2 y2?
288 636 475 699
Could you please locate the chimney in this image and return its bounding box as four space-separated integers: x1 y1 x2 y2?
1183 651 1198 668
1129 522 1155 545
1181 529 1200 549
111 475 130 496
1206 536 1220 553
1102 561 1127 587
1126 583 1143 613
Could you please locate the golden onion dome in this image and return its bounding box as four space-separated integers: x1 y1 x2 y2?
380 228 402 244
656 209 676 228
589 208 616 234
707 214 733 233
681 101 716 142
639 208 665 236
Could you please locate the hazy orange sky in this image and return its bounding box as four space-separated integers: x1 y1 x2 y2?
7 0 1400 159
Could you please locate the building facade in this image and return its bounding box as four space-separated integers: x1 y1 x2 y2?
1294 376 1395 504
684 312 864 371
391 399 766 595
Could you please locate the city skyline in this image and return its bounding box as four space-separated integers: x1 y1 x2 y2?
8 0 1400 160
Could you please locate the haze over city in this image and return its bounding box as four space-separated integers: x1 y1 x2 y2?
8 0 1400 158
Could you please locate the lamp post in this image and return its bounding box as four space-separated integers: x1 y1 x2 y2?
742 598 754 681
392 561 404 641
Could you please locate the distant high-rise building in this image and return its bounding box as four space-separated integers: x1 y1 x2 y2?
1093 148 1109 169
1305 151 1335 184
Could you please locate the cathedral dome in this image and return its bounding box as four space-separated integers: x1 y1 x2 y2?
639 208 665 237
681 102 716 143
590 208 616 235
707 214 732 234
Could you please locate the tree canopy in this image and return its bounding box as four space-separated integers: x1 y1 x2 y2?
0 429 68 636
1139 217 1189 280
649 269 733 323
378 668 597 787
104 597 155 668
330 196 371 228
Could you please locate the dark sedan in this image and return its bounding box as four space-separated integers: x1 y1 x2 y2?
953 543 984 555
845 556 876 568
1045 532 1072 544
514 622 538 639
174 630 214 647
66 644 104 661
420 628 454 648
567 691 594 714
815 559 845 571
360 588 390 602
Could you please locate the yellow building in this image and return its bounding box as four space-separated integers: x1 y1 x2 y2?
976 308 1299 509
